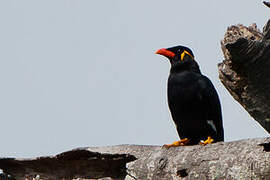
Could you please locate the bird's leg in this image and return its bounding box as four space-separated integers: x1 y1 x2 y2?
163 138 190 148
200 136 214 146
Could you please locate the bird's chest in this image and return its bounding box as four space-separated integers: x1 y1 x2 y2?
167 73 202 108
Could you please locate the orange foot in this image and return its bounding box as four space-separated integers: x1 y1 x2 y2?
200 136 214 146
163 138 190 148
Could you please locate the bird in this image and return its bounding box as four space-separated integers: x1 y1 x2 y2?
155 45 224 147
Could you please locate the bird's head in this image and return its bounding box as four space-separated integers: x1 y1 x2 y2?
156 45 201 73
155 45 194 66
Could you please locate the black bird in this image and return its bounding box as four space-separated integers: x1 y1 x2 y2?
156 45 224 147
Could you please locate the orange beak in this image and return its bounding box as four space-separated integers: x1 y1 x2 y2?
155 48 175 58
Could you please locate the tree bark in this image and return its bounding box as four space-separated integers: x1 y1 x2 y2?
218 19 270 133
263 1 270 8
0 138 269 180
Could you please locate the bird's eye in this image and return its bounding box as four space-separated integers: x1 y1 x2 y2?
177 49 182 54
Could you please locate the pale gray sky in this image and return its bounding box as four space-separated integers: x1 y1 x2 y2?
0 0 269 158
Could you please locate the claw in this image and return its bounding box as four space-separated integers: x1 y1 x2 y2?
163 138 190 148
200 136 214 146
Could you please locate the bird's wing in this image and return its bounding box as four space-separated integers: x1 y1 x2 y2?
199 76 224 141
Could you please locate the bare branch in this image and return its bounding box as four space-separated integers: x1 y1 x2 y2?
263 1 270 8
218 20 270 133
0 138 269 180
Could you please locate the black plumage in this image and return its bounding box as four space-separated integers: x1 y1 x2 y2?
156 45 224 146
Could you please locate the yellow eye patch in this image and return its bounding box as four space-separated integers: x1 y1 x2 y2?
180 50 194 61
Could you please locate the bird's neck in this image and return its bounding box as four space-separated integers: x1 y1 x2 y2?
170 60 201 74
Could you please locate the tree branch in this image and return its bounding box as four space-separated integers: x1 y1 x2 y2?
263 1 270 8
218 20 270 133
0 138 269 180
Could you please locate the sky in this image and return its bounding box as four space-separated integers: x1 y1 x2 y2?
0 0 269 158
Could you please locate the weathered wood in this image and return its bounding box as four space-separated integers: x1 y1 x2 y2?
218 20 270 133
263 1 270 8
0 149 136 180
0 138 270 180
